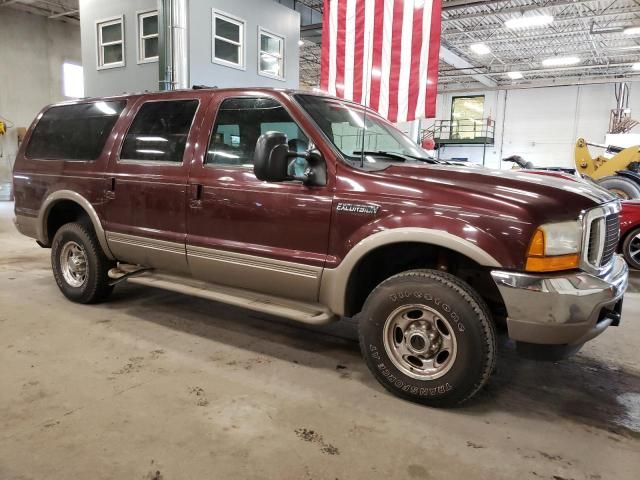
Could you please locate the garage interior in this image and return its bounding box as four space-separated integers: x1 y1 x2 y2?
1 1 640 479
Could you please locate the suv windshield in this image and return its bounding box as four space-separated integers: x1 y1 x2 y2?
295 94 433 169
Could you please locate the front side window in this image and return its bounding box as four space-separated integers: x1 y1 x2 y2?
207 97 308 171
295 94 429 169
120 100 199 163
258 28 284 80
97 16 124 69
138 11 159 63
26 101 126 161
212 10 244 69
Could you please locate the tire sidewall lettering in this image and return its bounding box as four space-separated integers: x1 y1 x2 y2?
374 355 453 398
388 289 466 334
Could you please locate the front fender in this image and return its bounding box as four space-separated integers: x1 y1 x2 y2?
319 222 508 317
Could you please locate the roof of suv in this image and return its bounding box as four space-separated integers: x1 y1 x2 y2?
57 87 330 106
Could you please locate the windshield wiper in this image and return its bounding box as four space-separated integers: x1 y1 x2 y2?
353 150 407 162
402 154 441 164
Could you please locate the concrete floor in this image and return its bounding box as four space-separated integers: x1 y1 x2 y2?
0 202 639 480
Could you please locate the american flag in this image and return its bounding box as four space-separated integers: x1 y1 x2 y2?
320 0 442 123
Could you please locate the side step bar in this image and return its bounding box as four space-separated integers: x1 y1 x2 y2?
112 265 337 325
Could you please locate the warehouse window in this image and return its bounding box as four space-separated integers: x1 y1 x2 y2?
137 10 159 63
26 101 126 161
120 100 199 163
451 95 485 140
97 16 125 69
258 28 285 80
212 10 245 69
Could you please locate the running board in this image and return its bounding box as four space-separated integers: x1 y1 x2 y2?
123 270 337 325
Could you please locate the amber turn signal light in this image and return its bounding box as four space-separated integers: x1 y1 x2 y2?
525 228 579 272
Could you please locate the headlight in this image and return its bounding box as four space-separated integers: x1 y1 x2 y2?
525 221 582 272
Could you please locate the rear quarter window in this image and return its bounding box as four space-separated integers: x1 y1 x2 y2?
25 100 126 161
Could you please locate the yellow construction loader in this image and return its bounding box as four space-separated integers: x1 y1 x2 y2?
574 137 640 199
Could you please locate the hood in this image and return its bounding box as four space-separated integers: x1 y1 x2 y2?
378 163 616 224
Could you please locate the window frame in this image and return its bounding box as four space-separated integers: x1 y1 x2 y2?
450 95 485 122
118 98 201 166
137 9 159 64
450 95 486 141
96 15 125 70
206 95 311 170
257 27 286 81
211 9 246 71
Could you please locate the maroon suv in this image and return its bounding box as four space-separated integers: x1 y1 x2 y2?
12 88 629 406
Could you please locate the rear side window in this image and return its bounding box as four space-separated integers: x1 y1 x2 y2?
120 100 199 163
26 101 126 160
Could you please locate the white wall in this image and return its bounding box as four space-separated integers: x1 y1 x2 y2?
0 9 81 182
430 82 640 169
80 0 300 97
79 0 158 97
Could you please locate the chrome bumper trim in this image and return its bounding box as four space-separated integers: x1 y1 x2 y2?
491 255 628 345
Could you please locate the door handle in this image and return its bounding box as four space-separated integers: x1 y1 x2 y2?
105 177 116 200
189 183 203 209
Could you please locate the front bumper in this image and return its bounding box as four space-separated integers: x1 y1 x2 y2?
491 255 628 346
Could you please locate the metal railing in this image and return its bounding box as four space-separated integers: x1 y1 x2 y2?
423 118 495 145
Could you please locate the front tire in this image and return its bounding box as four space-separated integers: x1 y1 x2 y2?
358 269 496 407
622 227 640 270
51 222 115 303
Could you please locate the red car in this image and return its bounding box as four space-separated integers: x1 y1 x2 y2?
621 201 640 269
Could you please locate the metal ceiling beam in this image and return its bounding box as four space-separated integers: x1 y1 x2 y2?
439 75 640 94
49 8 78 18
442 0 510 10
444 8 640 37
440 46 498 86
440 61 639 78
442 0 583 21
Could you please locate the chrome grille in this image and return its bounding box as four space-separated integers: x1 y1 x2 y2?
601 214 620 266
581 201 621 273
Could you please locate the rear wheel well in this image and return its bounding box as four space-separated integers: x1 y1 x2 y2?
45 200 91 245
344 242 506 324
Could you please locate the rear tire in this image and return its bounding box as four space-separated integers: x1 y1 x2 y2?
358 269 496 407
51 222 115 303
596 176 640 200
622 227 640 270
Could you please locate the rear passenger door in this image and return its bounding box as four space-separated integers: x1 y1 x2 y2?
103 93 210 274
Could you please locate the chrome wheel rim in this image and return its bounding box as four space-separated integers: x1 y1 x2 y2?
628 233 640 265
60 241 88 288
382 304 457 381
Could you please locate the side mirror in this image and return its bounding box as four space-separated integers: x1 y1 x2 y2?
254 132 327 186
254 131 291 182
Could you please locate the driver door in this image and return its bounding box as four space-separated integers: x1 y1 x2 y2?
186 93 334 302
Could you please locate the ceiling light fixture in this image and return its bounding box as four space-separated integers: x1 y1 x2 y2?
470 43 491 55
624 27 640 35
541 56 581 67
507 71 523 80
505 14 553 30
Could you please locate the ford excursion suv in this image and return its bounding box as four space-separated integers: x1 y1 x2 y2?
13 88 629 407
